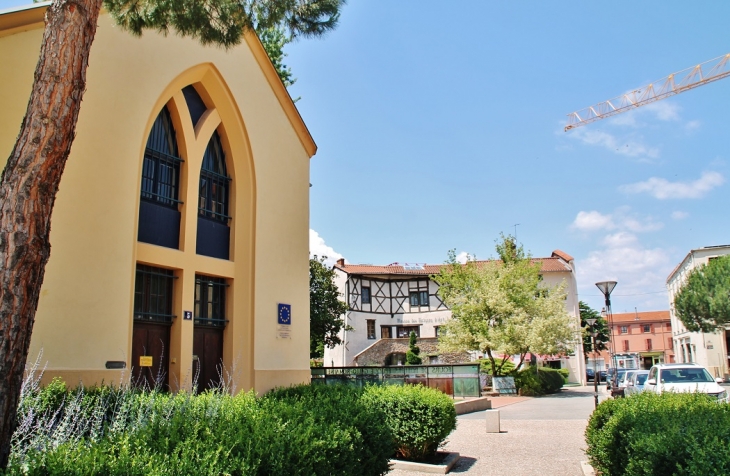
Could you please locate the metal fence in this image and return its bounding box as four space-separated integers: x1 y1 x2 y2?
311 364 481 398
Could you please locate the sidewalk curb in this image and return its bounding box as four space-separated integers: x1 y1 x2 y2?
580 461 596 476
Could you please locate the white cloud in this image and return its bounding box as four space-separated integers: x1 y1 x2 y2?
644 101 681 122
309 229 344 267
571 207 662 233
619 171 725 199
569 128 659 160
608 101 681 128
576 232 673 312
455 251 470 264
572 211 614 231
684 120 701 132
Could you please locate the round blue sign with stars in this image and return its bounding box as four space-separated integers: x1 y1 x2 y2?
278 303 291 325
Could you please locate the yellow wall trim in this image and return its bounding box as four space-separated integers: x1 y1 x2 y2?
0 3 46 38
244 30 317 158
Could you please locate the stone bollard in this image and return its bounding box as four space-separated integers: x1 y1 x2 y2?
485 409 500 433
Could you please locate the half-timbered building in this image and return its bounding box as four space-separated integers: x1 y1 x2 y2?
326 250 587 383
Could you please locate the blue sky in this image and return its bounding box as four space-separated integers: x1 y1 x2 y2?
3 1 730 314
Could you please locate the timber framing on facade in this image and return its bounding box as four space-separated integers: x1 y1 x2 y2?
325 251 588 385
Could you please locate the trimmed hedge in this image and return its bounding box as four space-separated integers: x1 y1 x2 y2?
513 367 564 396
8 380 457 474
585 392 730 476
361 384 456 462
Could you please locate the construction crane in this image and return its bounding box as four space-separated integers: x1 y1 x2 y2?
565 53 730 131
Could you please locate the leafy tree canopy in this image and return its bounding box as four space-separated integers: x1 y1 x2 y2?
310 256 349 358
433 236 577 376
579 301 609 354
674 255 730 332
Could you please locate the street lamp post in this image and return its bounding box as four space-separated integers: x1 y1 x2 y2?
585 317 599 408
596 281 618 370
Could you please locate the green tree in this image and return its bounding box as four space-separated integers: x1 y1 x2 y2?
310 256 349 358
405 331 422 365
674 255 730 332
433 236 577 377
579 301 609 354
0 0 344 468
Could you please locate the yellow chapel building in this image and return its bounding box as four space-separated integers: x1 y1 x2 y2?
0 3 314 393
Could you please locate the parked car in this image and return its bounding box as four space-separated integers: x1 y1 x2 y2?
608 369 628 397
624 370 650 397
586 367 607 383
644 363 727 402
618 370 638 397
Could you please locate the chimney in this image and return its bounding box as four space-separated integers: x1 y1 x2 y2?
336 258 345 267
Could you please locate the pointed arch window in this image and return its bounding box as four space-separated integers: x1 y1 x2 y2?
196 130 231 260
138 107 183 249
142 107 183 207
198 131 230 223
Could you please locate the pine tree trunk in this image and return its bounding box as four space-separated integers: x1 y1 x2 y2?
0 0 101 468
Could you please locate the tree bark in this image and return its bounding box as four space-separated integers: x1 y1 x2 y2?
0 0 101 468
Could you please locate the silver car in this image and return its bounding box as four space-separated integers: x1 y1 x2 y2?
624 370 650 396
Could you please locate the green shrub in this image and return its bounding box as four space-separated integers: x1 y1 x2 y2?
405 331 422 365
479 358 515 376
8 383 394 476
557 368 570 381
361 384 456 462
513 367 564 395
585 392 730 476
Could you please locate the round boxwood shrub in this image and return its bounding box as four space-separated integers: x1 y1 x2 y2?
585 391 730 476
361 384 456 462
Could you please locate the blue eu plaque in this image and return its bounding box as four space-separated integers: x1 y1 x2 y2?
278 303 291 325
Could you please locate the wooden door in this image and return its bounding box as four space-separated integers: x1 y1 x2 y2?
193 325 224 391
131 321 170 390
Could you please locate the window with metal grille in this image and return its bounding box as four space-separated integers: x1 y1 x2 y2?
409 291 429 307
620 326 628 334
134 265 175 322
366 320 376 339
141 107 183 207
623 340 630 351
194 275 228 327
643 324 651 333
199 131 230 223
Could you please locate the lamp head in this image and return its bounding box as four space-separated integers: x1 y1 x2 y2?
586 318 597 327
595 281 617 297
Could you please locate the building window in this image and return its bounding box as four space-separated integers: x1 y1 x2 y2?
668 338 674 350
199 131 230 223
134 265 175 322
381 326 391 339
194 275 227 327
367 320 376 339
434 326 442 337
141 107 182 208
361 286 371 304
643 324 651 333
409 291 429 307
397 326 419 338
620 326 628 334
646 339 653 351
623 340 630 351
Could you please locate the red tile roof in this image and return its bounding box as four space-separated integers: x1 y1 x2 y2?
335 252 572 276
609 310 670 323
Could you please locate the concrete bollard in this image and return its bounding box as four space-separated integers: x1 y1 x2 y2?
485 409 500 433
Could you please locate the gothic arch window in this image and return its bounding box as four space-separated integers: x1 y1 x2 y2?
196 130 231 259
138 106 183 249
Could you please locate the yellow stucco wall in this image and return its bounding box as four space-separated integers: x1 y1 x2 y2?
0 8 312 394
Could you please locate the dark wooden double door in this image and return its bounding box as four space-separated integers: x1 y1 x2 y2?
131 321 170 390
193 325 224 391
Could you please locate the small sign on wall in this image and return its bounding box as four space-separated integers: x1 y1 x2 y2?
183 311 192 320
139 356 153 367
277 303 291 339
